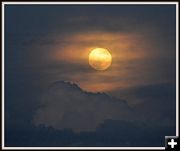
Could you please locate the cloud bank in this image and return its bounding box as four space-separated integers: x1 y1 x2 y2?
33 81 135 132
5 81 176 146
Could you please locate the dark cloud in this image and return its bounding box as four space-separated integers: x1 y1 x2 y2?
33 81 136 132
132 83 176 127
110 83 176 127
6 118 175 147
5 81 176 146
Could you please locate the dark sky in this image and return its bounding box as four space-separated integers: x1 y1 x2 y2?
5 4 176 147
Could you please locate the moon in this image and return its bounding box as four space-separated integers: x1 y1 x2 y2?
89 48 112 71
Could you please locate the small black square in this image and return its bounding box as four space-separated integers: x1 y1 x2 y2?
165 136 179 150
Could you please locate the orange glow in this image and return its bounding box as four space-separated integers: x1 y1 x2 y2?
49 31 152 92
79 82 121 92
52 32 146 63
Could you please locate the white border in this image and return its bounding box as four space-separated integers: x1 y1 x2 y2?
1 2 179 150
176 3 179 137
2 1 5 149
1 2 179 5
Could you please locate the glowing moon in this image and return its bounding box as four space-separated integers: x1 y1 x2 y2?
89 48 112 71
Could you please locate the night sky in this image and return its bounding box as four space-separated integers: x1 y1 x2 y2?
5 4 176 147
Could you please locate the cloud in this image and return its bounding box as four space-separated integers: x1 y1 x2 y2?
6 119 175 147
132 83 176 127
5 80 176 146
33 81 136 132
110 83 176 127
